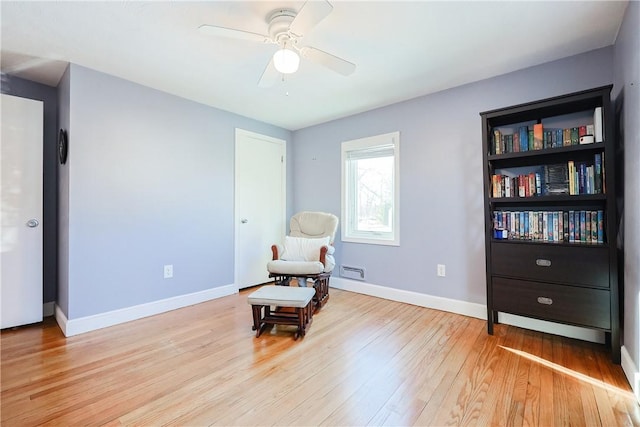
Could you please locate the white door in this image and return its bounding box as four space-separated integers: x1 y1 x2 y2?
235 129 286 289
1 93 43 328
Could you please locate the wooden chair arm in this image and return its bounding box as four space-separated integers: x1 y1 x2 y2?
320 246 328 265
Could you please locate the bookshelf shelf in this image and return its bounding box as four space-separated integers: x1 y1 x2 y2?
490 239 610 249
480 85 620 363
489 194 607 204
487 142 606 162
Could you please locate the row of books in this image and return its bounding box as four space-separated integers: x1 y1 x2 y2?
491 154 605 198
491 172 541 198
492 210 604 244
490 108 603 155
568 153 604 195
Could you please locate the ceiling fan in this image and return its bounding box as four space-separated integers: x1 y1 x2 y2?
198 0 356 87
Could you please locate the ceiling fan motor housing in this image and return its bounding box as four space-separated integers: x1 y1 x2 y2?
267 9 297 45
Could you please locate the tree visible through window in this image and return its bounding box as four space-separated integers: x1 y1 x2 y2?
341 132 399 245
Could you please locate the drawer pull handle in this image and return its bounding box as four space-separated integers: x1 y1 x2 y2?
536 259 552 267
537 296 553 305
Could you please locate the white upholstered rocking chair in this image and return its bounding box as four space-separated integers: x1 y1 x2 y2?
267 211 339 309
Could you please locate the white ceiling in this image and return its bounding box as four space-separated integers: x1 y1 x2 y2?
0 1 628 131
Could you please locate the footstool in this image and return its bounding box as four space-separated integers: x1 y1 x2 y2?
247 285 316 339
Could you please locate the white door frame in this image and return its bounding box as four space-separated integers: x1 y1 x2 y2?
234 128 286 290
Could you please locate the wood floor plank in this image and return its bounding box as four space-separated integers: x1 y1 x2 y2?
594 342 640 426
319 306 443 426
365 310 461 426
1 287 637 426
555 335 589 426
536 332 556 426
522 330 542 427
271 300 425 426
582 340 635 427
412 318 491 425
486 325 525 426
573 341 605 427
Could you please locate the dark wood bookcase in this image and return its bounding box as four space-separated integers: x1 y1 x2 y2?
480 85 620 363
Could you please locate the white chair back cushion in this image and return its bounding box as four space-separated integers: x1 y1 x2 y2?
289 211 339 243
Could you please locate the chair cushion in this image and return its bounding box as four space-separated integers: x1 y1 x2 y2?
281 236 330 262
290 211 339 243
247 285 316 308
267 260 325 275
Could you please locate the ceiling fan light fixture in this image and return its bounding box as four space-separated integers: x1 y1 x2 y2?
273 48 300 74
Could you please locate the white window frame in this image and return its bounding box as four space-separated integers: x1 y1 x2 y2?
341 131 400 246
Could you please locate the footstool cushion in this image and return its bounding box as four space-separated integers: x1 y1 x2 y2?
247 285 315 307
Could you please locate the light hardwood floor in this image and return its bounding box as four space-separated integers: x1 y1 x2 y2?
1 287 639 426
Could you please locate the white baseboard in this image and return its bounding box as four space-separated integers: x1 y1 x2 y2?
621 346 640 404
330 277 606 344
330 277 486 319
55 285 237 337
43 302 55 317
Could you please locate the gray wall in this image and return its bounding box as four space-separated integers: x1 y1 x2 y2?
292 47 614 305
1 74 58 304
60 64 291 319
614 0 640 379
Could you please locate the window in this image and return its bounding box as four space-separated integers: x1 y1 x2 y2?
341 131 400 245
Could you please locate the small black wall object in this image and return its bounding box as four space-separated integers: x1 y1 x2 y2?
58 129 68 164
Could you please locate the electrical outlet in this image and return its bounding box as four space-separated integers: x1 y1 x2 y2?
164 264 173 279
437 264 446 277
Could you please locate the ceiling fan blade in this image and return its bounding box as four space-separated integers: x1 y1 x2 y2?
258 58 280 88
301 47 356 76
289 0 333 36
198 24 269 43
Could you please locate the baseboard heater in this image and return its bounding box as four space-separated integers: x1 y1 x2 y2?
340 265 365 281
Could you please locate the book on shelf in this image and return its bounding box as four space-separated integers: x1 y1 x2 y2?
568 161 575 195
563 128 572 146
543 163 569 195
594 107 604 143
533 123 543 150
519 126 528 152
571 127 579 145
569 210 575 242
597 210 604 243
594 153 602 193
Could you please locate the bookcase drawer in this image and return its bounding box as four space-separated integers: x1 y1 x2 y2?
492 277 610 329
491 242 609 288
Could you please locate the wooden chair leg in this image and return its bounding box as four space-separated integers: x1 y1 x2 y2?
311 275 330 310
251 305 262 331
297 307 305 338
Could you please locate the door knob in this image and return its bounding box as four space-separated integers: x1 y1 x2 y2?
26 219 39 228
241 219 248 224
